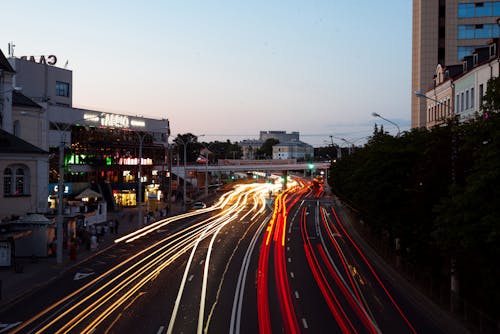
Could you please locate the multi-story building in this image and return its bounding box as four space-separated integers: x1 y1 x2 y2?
240 131 310 160
272 141 314 161
412 0 500 128
6 53 170 211
423 40 500 127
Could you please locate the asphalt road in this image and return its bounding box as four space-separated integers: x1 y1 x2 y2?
0 179 468 334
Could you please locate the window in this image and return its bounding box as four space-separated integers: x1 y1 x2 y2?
471 87 475 108
55 81 70 97
3 165 30 196
456 94 460 113
4 168 12 196
13 120 20 137
458 24 499 39
479 84 484 106
458 46 485 60
458 25 475 39
494 2 500 15
461 92 465 112
475 24 490 38
466 90 469 109
475 2 493 16
458 3 475 17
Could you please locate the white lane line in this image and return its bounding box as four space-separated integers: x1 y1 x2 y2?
286 246 290 251
294 291 300 299
290 272 295 278
188 274 194 282
199 259 205 265
156 326 165 334
287 257 292 263
302 318 309 329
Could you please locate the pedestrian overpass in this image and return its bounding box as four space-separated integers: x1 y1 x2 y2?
171 161 331 179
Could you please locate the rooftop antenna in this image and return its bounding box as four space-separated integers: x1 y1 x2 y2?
8 42 15 57
64 60 69 69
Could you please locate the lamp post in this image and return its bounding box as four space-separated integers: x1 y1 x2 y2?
133 127 170 227
371 112 401 137
176 138 192 212
51 114 103 264
133 131 148 228
341 138 354 155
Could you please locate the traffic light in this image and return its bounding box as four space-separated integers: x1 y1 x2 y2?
308 163 314 169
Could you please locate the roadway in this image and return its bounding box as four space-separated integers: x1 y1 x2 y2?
0 179 467 333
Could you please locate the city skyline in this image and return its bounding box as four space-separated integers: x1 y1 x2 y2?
1 1 411 147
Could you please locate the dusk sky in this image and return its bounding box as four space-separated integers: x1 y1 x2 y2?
2 1 412 147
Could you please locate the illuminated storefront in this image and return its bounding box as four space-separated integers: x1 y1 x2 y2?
47 106 170 209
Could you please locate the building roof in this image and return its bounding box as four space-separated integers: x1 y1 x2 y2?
274 140 313 148
0 49 15 73
12 91 41 109
0 128 48 154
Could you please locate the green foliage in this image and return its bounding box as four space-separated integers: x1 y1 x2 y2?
257 138 279 159
329 113 500 313
199 140 242 161
480 76 500 115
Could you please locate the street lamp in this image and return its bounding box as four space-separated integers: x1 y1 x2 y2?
133 131 149 228
414 90 454 121
371 112 401 137
341 138 355 155
133 127 170 227
52 114 103 264
175 137 195 211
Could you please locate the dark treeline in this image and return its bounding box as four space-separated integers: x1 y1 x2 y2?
329 111 500 318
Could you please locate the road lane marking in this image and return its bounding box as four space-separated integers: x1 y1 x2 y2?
290 272 294 278
302 318 309 329
156 326 165 334
188 274 194 282
0 322 22 333
294 291 300 299
287 257 292 263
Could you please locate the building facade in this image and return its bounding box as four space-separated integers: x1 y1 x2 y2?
423 40 500 127
412 0 500 128
6 51 170 211
272 141 314 160
241 131 310 160
0 128 49 218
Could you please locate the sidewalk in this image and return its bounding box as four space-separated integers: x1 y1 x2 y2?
0 201 183 311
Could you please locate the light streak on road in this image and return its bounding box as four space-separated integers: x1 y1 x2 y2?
11 182 274 334
329 206 418 334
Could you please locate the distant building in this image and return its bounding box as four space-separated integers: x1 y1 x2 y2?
240 130 313 160
273 141 314 160
259 130 299 143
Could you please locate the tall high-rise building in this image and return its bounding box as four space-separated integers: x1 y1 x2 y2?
412 0 500 128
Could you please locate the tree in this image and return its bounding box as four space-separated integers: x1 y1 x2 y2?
256 138 279 159
173 133 199 163
480 76 500 116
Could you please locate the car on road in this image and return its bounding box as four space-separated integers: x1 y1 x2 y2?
190 201 207 210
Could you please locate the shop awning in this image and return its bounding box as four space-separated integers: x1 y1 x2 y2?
75 188 103 199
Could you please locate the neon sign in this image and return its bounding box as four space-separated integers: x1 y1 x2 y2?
101 114 130 128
